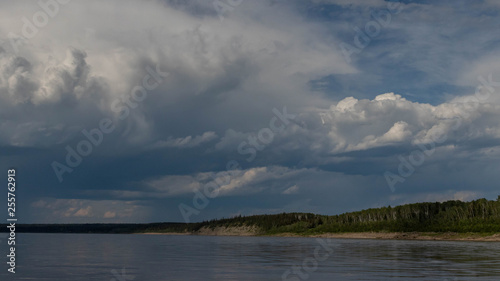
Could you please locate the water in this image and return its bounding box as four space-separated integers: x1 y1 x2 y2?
0 233 499 280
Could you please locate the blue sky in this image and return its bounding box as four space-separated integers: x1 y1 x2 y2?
1 0 500 223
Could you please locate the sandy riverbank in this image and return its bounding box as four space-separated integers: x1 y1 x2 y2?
140 227 500 242
142 226 258 236
297 232 500 242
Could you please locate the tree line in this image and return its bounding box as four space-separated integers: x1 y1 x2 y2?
3 197 500 234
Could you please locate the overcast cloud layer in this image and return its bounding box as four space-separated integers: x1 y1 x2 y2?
1 0 500 223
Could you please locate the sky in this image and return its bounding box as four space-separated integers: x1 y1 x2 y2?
1 0 500 223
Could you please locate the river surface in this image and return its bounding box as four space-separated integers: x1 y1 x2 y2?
0 233 499 280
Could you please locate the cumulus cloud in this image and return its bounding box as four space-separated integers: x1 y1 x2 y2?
73 206 92 217
0 0 355 149
0 46 106 105
115 166 306 199
2 0 500 222
33 48 94 104
305 92 500 156
0 50 37 104
103 211 116 218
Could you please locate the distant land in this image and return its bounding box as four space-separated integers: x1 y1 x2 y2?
3 198 500 241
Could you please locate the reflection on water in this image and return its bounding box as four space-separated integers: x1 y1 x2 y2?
0 233 499 280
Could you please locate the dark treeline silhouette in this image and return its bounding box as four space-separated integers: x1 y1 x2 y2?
188 197 500 234
0 223 187 234
3 197 500 234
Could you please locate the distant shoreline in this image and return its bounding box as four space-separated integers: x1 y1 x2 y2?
140 230 500 242
6 198 500 238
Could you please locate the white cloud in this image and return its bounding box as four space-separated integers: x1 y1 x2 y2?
3 0 500 222
30 198 150 222
0 46 105 105
150 131 217 149
145 175 203 196
73 206 92 217
0 0 354 148
282 184 299 195
306 92 500 155
129 166 306 198
103 211 116 218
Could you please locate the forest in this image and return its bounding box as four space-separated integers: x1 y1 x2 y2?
170 197 500 235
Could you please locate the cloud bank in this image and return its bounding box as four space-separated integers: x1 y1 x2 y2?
0 0 499 222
